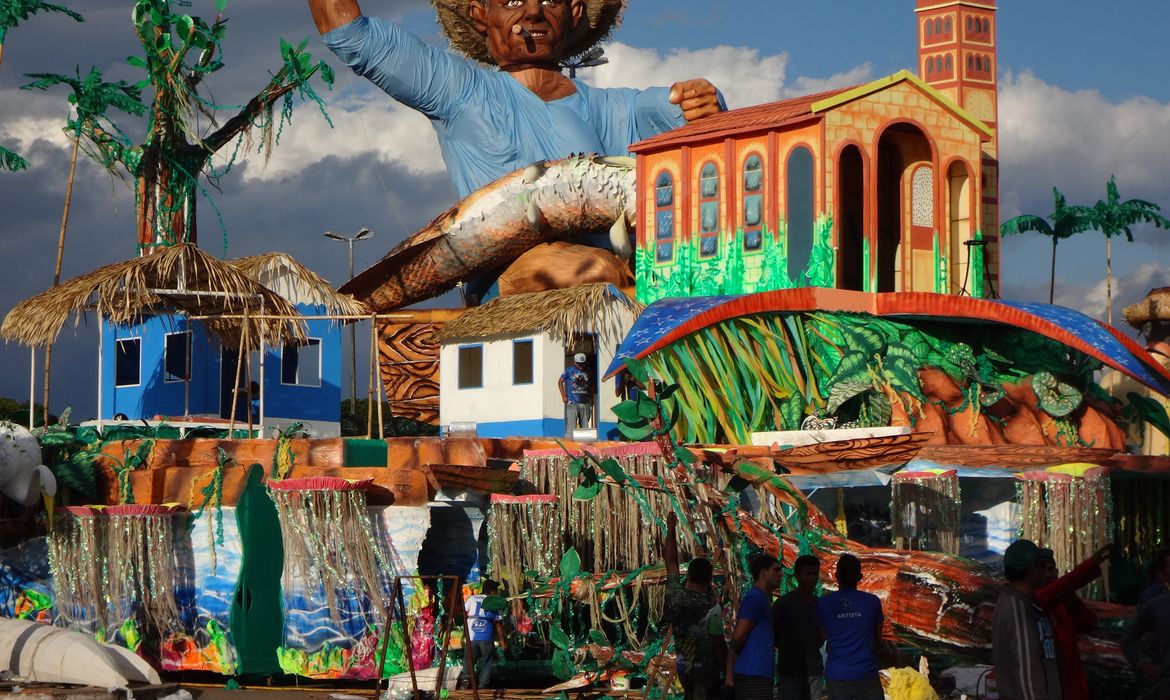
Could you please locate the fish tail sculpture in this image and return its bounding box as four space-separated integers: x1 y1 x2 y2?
340 154 637 312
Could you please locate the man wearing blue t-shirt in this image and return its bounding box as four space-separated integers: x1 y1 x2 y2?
817 554 885 700
559 353 593 437
458 579 509 689
728 555 783 700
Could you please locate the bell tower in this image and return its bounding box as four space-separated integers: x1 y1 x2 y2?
916 0 998 150
916 0 1000 295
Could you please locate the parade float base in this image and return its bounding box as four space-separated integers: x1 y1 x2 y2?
0 682 180 700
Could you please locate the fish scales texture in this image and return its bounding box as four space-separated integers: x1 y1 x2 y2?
354 155 636 311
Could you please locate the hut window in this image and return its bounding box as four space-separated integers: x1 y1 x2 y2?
281 338 322 387
699 162 720 258
164 331 190 383
115 338 141 387
655 171 674 262
786 146 815 283
458 345 484 389
743 154 764 251
513 339 534 385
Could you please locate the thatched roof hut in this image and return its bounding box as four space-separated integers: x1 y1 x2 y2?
1125 287 1170 330
434 283 642 347
1 243 305 348
228 252 368 317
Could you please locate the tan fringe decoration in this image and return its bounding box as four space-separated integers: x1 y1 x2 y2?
268 487 390 627
105 514 184 636
47 514 105 630
520 450 698 574
891 472 961 554
487 500 563 599
1018 470 1112 600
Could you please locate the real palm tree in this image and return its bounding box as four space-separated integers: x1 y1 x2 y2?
0 0 83 68
1000 187 1094 304
1087 176 1170 326
22 67 145 423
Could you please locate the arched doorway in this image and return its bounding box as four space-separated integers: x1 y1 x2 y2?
875 124 934 292
947 161 972 294
837 145 865 291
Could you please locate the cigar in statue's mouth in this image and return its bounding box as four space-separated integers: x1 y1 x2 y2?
512 24 532 38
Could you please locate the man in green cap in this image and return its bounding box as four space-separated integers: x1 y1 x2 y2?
992 538 1062 700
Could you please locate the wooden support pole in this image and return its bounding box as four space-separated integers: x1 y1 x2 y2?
394 577 420 700
434 575 458 695
458 580 481 700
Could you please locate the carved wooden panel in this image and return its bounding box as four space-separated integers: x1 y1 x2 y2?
378 319 443 425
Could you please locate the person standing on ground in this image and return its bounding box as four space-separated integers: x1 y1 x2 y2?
727 554 783 700
458 579 508 689
1035 545 1110 700
661 512 727 700
1122 590 1170 700
773 554 824 700
559 353 592 437
992 539 1062 700
817 554 884 700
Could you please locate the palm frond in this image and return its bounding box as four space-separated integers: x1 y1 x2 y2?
1000 215 1052 237
0 144 28 171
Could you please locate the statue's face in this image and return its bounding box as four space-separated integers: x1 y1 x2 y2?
470 0 584 69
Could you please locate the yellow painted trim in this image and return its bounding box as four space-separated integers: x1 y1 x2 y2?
811 69 994 139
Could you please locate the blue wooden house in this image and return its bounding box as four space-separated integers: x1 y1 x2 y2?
99 253 366 437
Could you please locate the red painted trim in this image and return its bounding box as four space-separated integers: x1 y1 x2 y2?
608 289 1170 392
631 114 824 154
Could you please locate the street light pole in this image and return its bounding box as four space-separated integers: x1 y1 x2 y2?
324 227 374 413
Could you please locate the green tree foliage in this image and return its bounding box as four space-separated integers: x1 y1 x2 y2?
0 0 83 65
1000 187 1094 304
0 143 28 171
1086 176 1170 325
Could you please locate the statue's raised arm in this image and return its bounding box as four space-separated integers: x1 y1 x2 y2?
308 0 363 35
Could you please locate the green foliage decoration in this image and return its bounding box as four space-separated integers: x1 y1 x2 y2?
0 0 83 46
0 144 28 171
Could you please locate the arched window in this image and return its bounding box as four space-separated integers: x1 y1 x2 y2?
944 17 952 34
983 54 992 75
743 154 764 251
654 171 674 262
974 55 982 72
966 16 972 33
945 54 953 74
982 18 990 34
925 19 933 36
926 57 935 75
967 54 974 72
934 18 942 34
786 147 815 283
698 162 720 257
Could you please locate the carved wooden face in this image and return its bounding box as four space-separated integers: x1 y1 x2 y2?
469 0 585 69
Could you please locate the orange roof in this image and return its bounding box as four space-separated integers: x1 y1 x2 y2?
631 85 857 152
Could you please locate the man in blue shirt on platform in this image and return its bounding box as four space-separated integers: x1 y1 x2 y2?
728 554 783 700
817 554 885 700
559 353 593 437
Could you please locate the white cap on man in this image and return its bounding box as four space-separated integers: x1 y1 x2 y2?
573 353 587 363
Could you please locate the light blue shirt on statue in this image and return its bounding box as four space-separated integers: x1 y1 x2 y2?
323 16 694 197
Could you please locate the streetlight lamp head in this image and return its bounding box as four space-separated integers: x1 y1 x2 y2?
323 231 346 242
355 227 374 241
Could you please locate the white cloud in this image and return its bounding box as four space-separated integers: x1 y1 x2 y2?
1054 262 1170 322
998 70 1170 218
582 42 790 109
230 91 446 183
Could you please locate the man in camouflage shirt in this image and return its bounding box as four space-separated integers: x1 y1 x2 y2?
662 512 727 699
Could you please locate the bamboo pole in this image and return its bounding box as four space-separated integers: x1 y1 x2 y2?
227 314 246 436
28 349 36 430
96 325 104 433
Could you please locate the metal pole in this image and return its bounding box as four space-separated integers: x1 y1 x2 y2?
96 325 104 433
349 240 357 414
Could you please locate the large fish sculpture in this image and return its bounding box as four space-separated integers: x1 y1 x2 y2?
340 154 637 312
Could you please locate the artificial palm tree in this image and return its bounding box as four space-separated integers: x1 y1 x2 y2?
1088 176 1170 325
1000 187 1094 304
0 0 82 68
0 144 27 170
22 67 145 423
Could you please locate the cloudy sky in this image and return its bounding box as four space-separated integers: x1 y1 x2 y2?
2 0 1169 417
